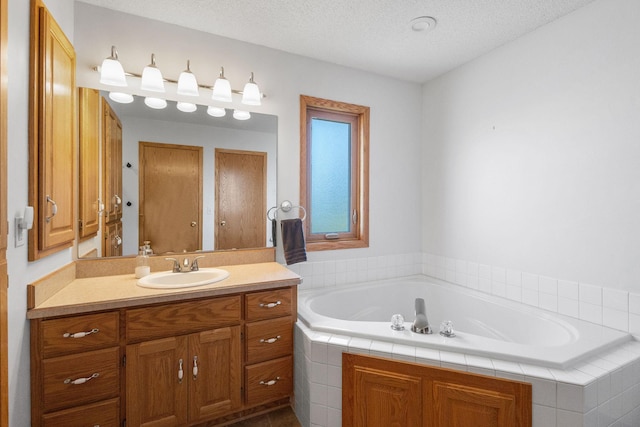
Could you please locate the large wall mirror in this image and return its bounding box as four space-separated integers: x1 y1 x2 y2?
77 92 277 259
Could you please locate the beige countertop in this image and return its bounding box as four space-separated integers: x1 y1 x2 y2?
27 262 301 319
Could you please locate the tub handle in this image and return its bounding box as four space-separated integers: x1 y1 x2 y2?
259 376 280 386
260 335 281 344
259 301 281 309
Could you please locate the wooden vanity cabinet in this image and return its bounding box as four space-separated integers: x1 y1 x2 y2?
30 311 121 427
28 0 77 260
244 288 294 406
31 285 297 426
343 353 532 427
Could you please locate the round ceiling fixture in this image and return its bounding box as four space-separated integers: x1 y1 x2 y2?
411 16 437 32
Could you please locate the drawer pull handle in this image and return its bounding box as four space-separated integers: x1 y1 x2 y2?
63 328 99 338
260 335 281 344
64 372 99 385
259 377 280 387
259 301 281 309
178 359 184 383
193 356 198 380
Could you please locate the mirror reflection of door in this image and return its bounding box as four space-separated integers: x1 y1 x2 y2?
215 149 267 250
139 142 203 254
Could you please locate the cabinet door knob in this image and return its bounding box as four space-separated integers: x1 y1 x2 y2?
192 356 198 380
64 372 99 385
45 195 58 223
63 328 99 338
259 301 281 309
259 377 280 386
260 335 281 344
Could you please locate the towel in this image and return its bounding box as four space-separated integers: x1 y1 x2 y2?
280 218 307 265
271 218 278 247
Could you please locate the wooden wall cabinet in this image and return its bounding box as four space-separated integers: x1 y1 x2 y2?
102 98 122 224
30 286 297 427
78 87 100 239
28 0 77 260
343 353 532 427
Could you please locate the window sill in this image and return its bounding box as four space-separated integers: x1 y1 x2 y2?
306 239 369 252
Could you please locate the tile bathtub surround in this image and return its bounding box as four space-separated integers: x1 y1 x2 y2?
294 322 640 427
421 253 640 340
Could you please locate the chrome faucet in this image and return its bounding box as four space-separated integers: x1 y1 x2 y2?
411 298 432 334
166 256 206 272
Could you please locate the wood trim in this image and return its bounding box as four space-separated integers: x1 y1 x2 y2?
0 0 8 420
300 95 369 251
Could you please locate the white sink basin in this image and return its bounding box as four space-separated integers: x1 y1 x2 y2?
137 268 230 289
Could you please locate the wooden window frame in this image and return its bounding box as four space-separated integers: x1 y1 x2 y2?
300 95 369 251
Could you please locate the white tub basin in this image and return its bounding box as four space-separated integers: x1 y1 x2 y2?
137 268 230 289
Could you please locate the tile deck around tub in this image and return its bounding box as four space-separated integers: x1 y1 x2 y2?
293 321 640 427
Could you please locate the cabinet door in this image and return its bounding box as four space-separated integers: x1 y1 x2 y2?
432 381 518 427
188 326 241 423
78 88 100 238
343 356 422 427
126 336 188 427
30 2 76 259
103 220 122 257
102 98 122 223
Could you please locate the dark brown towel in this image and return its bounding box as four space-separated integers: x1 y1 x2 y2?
280 218 307 265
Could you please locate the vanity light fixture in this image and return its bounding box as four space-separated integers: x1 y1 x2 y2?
233 110 251 120
144 96 167 109
100 46 127 87
211 67 233 102
177 60 199 97
141 54 165 92
176 101 197 113
108 92 134 104
241 72 261 106
207 106 226 117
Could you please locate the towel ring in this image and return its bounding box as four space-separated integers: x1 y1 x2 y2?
267 200 307 221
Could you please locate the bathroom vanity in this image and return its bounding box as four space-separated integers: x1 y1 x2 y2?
27 259 299 427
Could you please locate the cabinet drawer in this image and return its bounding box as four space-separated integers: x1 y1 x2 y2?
245 288 292 321
42 347 120 412
42 397 119 427
41 311 119 358
126 295 241 342
246 317 293 364
245 356 293 406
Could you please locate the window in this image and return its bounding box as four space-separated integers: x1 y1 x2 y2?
300 95 369 250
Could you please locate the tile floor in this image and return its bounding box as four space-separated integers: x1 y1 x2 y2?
227 406 301 427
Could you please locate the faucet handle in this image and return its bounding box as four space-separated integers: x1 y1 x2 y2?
165 257 181 273
190 255 206 271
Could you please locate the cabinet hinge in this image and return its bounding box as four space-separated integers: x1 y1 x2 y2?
122 355 126 367
122 419 126 427
78 219 84 229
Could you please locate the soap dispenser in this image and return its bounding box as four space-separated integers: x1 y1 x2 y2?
135 247 150 278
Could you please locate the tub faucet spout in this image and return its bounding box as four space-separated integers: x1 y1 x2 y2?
411 298 432 334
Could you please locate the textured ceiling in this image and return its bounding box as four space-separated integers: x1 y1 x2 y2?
76 0 596 83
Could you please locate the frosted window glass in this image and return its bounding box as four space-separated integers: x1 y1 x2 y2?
310 118 351 234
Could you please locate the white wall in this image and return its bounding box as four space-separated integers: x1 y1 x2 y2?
5 1 423 424
6 1 76 426
422 0 640 291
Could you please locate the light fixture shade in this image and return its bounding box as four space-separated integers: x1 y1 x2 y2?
207 106 226 117
141 54 165 92
233 109 251 120
241 72 261 106
100 46 127 87
177 60 199 96
144 97 167 109
212 67 232 102
177 102 197 113
108 92 134 104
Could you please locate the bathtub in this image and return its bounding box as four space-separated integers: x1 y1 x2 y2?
297 276 631 369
